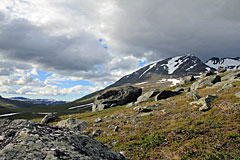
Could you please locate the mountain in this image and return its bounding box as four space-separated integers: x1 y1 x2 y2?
9 97 67 106
205 57 240 70
109 54 214 88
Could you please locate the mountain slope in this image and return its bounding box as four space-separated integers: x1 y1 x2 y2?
206 57 240 70
110 54 214 88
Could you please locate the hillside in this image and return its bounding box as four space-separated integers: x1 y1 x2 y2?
38 70 240 160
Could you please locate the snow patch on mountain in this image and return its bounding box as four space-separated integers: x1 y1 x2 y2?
186 64 197 71
166 55 189 74
206 57 240 70
139 63 157 77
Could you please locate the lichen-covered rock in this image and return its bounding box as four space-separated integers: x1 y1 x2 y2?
191 75 221 91
56 118 88 131
92 86 142 112
0 119 126 160
190 95 217 111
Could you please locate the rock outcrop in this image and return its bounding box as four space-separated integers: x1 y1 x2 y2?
0 119 126 160
92 86 142 112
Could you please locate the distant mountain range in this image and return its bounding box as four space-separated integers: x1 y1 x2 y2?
205 57 240 70
9 97 66 106
109 54 211 87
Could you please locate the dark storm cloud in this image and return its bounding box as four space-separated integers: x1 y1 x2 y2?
0 14 111 78
107 0 240 61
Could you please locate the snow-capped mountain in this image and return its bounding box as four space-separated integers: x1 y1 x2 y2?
109 54 214 88
205 57 240 70
9 97 66 106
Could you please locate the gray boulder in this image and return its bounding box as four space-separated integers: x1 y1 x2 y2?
136 90 159 104
191 75 221 91
56 118 88 131
92 86 142 112
0 119 126 160
190 95 217 111
186 91 201 100
155 90 180 101
41 113 60 124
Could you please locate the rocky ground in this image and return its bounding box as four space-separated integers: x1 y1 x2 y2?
0 119 126 160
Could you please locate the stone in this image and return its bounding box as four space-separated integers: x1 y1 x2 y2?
186 91 201 100
113 126 120 132
235 92 240 98
201 70 215 78
56 118 88 131
155 90 180 101
191 75 221 91
218 66 227 73
136 90 160 104
92 86 142 112
41 113 60 124
180 75 196 84
94 118 103 123
138 112 153 117
0 119 126 160
126 102 134 108
92 129 102 137
0 136 4 141
134 106 152 113
190 95 217 112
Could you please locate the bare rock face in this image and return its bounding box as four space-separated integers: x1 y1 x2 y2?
92 86 142 112
0 119 126 160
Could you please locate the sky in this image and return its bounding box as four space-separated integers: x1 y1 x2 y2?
0 0 239 101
